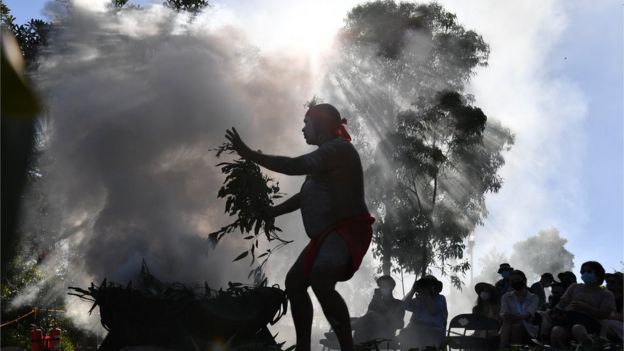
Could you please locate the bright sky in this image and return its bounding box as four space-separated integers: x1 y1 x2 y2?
558 1 623 270
5 0 623 275
446 0 623 273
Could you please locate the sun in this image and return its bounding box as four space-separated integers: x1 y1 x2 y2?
230 1 357 59
292 7 343 58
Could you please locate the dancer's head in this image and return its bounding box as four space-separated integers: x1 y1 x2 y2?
302 103 350 145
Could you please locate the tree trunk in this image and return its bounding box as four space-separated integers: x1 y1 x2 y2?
420 240 428 278
382 255 392 276
382 234 392 275
421 171 438 278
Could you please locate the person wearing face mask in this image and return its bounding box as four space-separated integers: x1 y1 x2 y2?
472 282 501 340
350 275 405 343
549 261 616 348
473 282 501 321
499 270 539 349
495 263 514 296
399 276 448 350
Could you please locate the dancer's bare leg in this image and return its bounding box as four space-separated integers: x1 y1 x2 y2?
285 254 313 351
310 233 353 351
312 281 353 351
285 233 353 351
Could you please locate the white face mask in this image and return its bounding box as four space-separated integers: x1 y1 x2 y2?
479 291 490 301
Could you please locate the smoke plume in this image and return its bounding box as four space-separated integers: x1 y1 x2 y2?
18 2 321 335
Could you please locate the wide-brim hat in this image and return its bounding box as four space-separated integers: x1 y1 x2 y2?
417 275 443 293
415 277 434 290
497 263 513 273
475 282 495 294
541 273 555 282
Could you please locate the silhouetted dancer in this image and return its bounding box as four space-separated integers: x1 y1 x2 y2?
225 103 373 351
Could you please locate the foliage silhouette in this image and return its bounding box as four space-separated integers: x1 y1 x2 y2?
210 142 291 278
327 1 514 287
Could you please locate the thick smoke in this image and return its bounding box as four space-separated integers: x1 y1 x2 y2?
18 2 321 334
509 227 575 282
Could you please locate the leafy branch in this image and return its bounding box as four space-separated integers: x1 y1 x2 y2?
210 142 291 269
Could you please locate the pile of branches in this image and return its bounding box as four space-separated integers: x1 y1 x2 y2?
210 142 291 272
68 262 289 351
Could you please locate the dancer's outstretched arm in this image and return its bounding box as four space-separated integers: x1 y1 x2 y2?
226 128 338 175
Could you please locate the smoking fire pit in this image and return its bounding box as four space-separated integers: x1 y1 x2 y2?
68 263 288 351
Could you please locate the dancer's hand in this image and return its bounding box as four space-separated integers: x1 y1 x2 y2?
225 127 253 159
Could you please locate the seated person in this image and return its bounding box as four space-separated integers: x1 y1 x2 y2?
472 282 500 338
603 271 623 341
550 261 616 348
398 275 448 350
530 273 554 309
495 263 514 296
547 281 566 309
352 275 405 343
499 270 539 349
473 282 501 321
558 271 577 290
536 280 566 342
605 272 623 319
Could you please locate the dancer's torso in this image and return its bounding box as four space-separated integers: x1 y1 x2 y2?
299 138 368 238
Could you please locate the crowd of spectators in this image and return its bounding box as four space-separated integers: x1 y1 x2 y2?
342 260 623 350
483 261 622 349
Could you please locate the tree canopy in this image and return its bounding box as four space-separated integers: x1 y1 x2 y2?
164 0 210 13
326 1 514 287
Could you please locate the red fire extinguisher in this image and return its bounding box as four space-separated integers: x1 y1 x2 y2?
30 327 44 351
47 326 62 351
43 334 51 350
